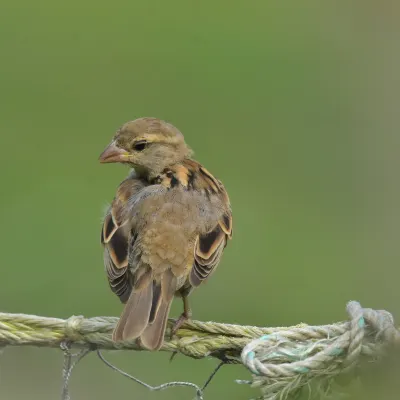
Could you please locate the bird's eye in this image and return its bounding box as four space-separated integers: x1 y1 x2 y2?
133 140 148 151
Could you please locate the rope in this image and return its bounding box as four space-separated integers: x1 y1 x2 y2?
0 312 297 357
0 301 398 399
241 301 400 399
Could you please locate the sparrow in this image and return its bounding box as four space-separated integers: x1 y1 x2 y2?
99 117 232 350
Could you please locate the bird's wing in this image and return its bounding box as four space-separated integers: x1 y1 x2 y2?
101 174 147 303
157 160 233 287
191 170 233 286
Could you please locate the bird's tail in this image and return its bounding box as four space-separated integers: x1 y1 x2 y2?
112 268 177 351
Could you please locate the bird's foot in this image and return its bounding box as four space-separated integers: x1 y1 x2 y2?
170 311 191 339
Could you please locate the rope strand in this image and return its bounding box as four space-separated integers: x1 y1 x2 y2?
0 301 398 399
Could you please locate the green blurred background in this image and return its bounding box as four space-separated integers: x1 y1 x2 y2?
1 1 399 399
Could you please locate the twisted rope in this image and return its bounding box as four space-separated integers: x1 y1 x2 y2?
0 301 398 399
0 313 305 358
241 301 400 399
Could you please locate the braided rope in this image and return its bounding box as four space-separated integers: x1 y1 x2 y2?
0 301 398 399
241 301 400 399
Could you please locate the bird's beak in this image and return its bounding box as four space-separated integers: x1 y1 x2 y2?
99 142 130 164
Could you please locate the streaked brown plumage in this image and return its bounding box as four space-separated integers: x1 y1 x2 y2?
99 117 232 350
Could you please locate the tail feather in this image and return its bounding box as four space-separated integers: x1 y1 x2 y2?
140 298 172 350
112 270 153 342
149 281 162 324
140 269 177 350
112 268 177 350
161 269 177 303
112 284 153 342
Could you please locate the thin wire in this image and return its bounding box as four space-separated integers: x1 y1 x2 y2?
60 344 226 399
61 342 72 400
201 361 225 391
97 350 204 399
60 342 92 400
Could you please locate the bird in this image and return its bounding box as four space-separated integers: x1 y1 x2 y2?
99 117 232 350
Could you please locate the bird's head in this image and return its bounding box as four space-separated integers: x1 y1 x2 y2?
99 117 193 177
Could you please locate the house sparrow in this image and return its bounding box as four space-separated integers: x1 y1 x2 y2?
99 117 232 350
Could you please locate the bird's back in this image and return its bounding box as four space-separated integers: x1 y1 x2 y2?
102 160 232 349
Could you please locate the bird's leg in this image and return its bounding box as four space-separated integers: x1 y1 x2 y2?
170 295 192 338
